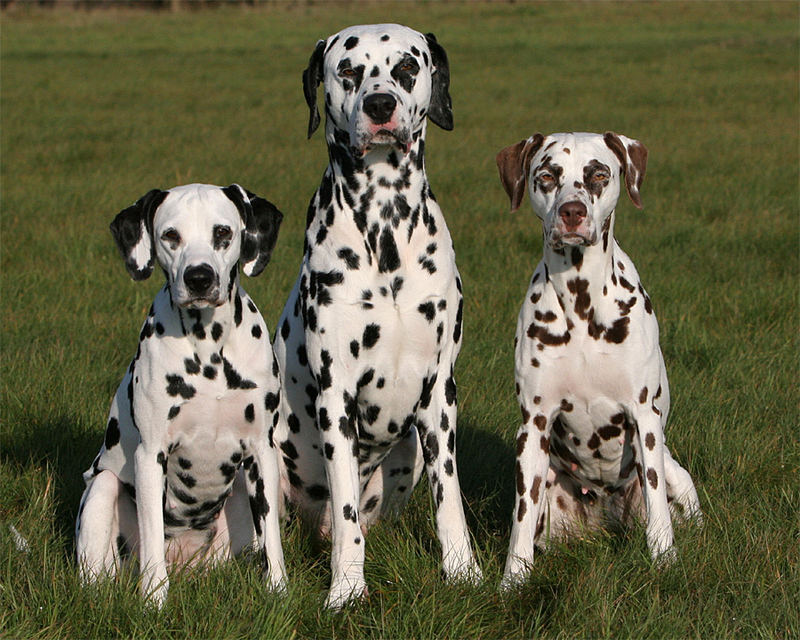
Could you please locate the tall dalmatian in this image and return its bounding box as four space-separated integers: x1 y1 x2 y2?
496 132 702 587
273 24 480 608
76 184 287 606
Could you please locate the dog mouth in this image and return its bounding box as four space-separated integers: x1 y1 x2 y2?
352 128 412 156
550 231 596 248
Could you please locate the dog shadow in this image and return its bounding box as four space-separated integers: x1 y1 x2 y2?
2 412 96 548
453 415 517 538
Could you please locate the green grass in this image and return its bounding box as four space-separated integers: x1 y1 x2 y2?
1 2 798 637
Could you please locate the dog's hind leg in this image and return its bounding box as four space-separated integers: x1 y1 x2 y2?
76 470 137 581
663 447 702 523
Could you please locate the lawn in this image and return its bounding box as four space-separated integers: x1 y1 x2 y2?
1 2 798 638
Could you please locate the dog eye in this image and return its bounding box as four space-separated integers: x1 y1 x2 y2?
161 229 180 244
213 226 233 244
339 67 357 78
538 173 554 184
592 172 609 183
400 61 418 73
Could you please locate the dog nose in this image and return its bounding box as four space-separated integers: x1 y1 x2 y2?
183 264 215 296
558 201 588 231
363 93 397 125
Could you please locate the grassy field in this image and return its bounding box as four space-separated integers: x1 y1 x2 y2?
1 2 798 637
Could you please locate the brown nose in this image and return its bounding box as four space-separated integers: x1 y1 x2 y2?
558 201 587 230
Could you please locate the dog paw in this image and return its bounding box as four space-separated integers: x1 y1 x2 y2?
324 578 368 611
443 557 482 585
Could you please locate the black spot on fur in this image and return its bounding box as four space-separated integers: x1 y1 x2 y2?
363 324 380 348
104 417 120 449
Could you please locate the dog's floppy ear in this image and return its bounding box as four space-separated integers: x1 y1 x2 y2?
424 33 453 131
109 189 168 281
496 134 544 213
303 39 326 139
603 132 648 209
223 184 284 278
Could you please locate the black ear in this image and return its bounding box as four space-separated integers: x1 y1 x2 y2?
425 33 453 131
302 39 326 139
109 189 168 280
222 185 284 277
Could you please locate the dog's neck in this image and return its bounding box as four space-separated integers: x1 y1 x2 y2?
322 124 432 240
542 212 619 319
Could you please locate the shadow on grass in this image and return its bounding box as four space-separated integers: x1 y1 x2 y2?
1 412 97 548
455 415 517 538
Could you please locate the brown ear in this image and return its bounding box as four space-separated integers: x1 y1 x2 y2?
603 132 648 209
496 134 544 212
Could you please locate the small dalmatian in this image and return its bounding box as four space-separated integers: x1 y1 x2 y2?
75 184 287 607
273 24 481 608
495 132 702 587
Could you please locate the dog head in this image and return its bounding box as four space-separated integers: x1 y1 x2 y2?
303 23 453 157
496 132 647 249
110 184 283 308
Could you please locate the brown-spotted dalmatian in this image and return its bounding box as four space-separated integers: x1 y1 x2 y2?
75 184 287 606
272 24 481 608
496 132 702 587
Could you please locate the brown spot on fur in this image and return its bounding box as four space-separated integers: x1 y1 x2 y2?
610 412 625 424
639 387 648 403
540 436 550 454
531 357 540 367
598 425 622 440
616 296 637 315
571 247 583 270
521 405 530 423
516 432 528 456
556 495 567 510
647 467 658 489
516 461 526 495
566 277 591 320
530 291 541 304
533 414 546 431
645 432 656 450
533 395 541 404
535 310 557 323
531 475 542 504
517 498 527 522
560 399 574 412
619 276 636 293
527 322 571 347
587 433 601 449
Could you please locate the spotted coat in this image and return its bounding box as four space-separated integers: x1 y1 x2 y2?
272 24 479 609
75 184 287 606
496 132 702 588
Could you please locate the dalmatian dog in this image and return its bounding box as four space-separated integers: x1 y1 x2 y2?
496 132 702 588
272 24 481 609
75 183 287 607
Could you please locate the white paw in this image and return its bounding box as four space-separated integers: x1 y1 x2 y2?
324 578 368 611
444 557 482 585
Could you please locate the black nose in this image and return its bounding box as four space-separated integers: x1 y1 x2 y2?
363 93 397 124
183 264 215 296
558 201 588 230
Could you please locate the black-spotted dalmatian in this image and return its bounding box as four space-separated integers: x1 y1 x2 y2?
76 184 287 606
496 132 702 587
272 24 480 608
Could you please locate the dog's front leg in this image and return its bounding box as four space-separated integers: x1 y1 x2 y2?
244 434 288 592
629 406 675 563
416 363 481 584
501 404 555 589
318 387 366 610
134 442 169 607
